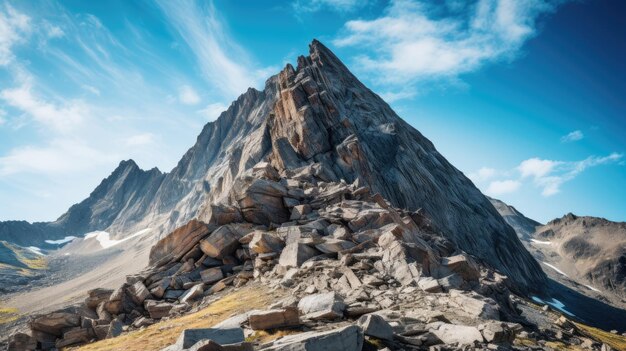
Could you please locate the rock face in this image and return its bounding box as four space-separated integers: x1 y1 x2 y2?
0 40 544 295
488 197 542 240
535 214 626 298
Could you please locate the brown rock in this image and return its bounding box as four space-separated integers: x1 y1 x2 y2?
200 226 240 259
248 307 300 330
149 220 213 267
200 267 224 284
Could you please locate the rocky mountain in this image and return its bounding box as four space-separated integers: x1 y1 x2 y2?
489 197 626 308
535 214 626 299
0 160 164 247
488 197 542 241
0 40 544 293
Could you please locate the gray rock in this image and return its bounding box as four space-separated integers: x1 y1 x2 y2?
128 281 152 305
29 311 80 336
150 220 213 267
262 325 363 351
358 314 394 340
169 328 245 350
249 231 284 254
428 322 483 345
297 292 345 320
180 284 204 304
145 300 175 319
200 267 225 284
278 242 320 268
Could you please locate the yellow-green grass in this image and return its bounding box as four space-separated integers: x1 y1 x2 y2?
575 322 626 351
0 306 20 325
74 284 280 351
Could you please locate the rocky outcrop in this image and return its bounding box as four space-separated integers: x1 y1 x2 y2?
488 196 542 241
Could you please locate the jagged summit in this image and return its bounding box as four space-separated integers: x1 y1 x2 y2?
0 39 544 292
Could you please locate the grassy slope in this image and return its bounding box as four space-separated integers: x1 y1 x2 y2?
75 284 282 351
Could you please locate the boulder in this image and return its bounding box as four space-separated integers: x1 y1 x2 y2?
449 290 499 320
169 328 245 350
200 267 225 284
315 238 356 254
180 284 204 304
85 288 114 309
249 232 284 254
7 332 36 351
30 311 80 336
417 277 442 293
428 322 483 345
128 281 152 305
438 254 480 282
232 176 290 225
248 307 300 330
278 243 320 268
200 226 240 259
56 327 90 348
478 322 517 344
107 318 124 338
297 292 345 320
150 220 213 267
262 325 363 351
357 314 394 340
290 204 311 220
145 300 175 319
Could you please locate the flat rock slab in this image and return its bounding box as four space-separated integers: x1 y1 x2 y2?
150 220 212 267
297 292 345 320
428 322 483 345
358 314 393 340
168 328 245 350
262 325 363 351
248 307 300 330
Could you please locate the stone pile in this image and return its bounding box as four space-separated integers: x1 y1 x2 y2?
6 163 608 350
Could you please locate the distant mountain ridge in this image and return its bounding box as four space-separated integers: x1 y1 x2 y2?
0 40 545 291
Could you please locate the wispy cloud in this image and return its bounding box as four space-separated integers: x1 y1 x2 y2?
560 130 584 143
333 0 562 98
0 4 31 66
155 0 259 98
125 133 156 147
293 0 367 13
473 152 623 198
179 85 201 105
486 179 522 196
0 73 87 133
198 102 228 121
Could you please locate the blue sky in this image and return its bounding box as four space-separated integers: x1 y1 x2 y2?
0 0 624 224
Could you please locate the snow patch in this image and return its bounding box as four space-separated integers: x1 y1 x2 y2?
45 236 77 245
27 246 45 256
585 284 601 292
541 262 569 277
84 228 151 249
531 239 551 245
531 296 576 317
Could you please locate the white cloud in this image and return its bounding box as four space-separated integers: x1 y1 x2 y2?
468 166 497 183
82 85 101 96
179 85 201 105
156 0 257 98
0 78 87 133
472 153 623 198
0 139 118 176
525 154 623 196
486 179 521 196
560 130 583 143
125 133 156 146
0 4 31 66
43 20 64 38
198 102 228 121
0 108 6 126
333 0 560 93
518 158 561 179
293 0 366 13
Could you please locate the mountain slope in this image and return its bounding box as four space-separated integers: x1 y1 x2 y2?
0 160 164 247
536 214 626 299
488 196 542 240
0 40 545 292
